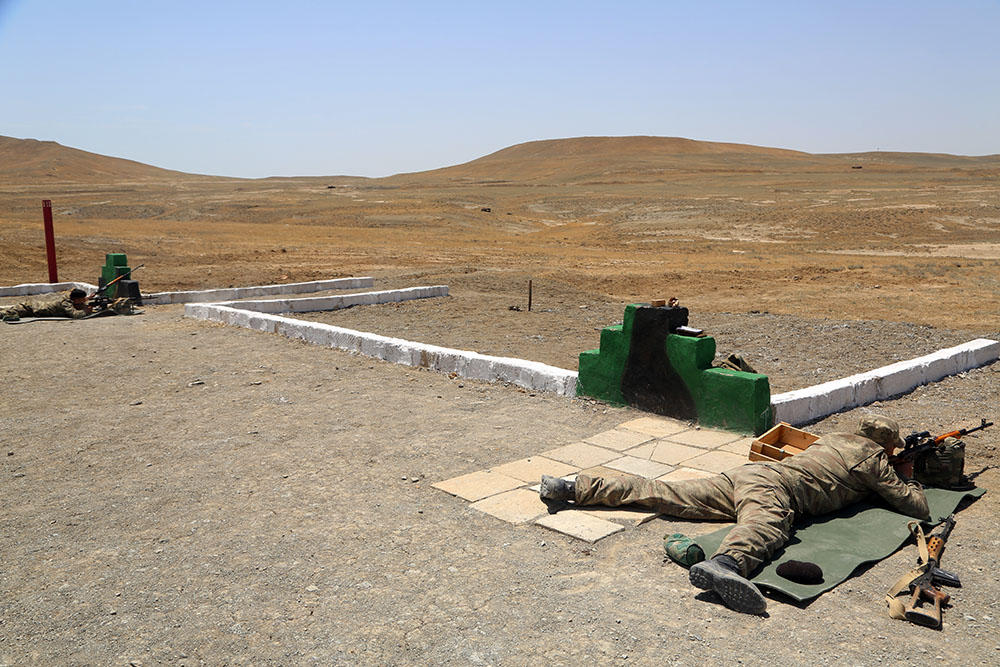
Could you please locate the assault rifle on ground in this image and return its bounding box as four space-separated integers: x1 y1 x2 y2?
890 418 993 464
903 514 961 629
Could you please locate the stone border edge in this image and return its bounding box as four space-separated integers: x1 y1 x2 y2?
771 338 1000 425
144 277 375 304
0 281 98 298
184 286 580 397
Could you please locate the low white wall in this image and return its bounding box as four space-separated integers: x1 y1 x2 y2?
771 338 1000 425
210 285 449 313
144 277 375 305
0 281 97 298
184 288 579 396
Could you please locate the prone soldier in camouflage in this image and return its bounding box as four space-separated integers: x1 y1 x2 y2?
1 288 93 321
539 415 929 615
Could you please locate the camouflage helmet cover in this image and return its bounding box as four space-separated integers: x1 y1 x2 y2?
856 415 906 450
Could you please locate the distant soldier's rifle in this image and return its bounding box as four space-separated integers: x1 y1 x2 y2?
89 264 144 309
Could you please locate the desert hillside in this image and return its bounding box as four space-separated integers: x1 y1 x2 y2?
0 135 209 184
389 136 1000 184
1 134 999 329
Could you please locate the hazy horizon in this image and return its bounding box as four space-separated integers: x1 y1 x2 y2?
2 1 997 178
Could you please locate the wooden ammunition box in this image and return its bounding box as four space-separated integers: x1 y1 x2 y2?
749 422 820 462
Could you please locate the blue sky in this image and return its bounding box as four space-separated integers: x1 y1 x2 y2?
1 1 997 177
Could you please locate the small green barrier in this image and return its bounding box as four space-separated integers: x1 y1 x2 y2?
100 253 130 298
577 304 773 435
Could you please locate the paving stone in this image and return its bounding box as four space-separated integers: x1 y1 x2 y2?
618 416 690 438
542 442 618 469
535 510 624 543
432 470 524 502
580 506 660 526
605 456 674 479
647 441 705 466
583 428 653 452
490 456 579 483
471 488 551 524
667 428 741 449
576 466 623 479
681 450 747 474
621 442 656 460
720 437 755 457
656 467 718 482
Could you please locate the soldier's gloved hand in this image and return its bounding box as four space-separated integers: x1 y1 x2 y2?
2 313 20 321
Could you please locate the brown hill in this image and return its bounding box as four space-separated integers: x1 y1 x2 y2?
3 134 998 186
388 135 822 184
0 135 208 184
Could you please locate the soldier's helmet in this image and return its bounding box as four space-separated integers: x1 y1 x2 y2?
856 415 905 451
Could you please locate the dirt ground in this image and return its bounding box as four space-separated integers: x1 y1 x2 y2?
2 298 999 665
2 138 1000 664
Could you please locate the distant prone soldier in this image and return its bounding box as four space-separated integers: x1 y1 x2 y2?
1 287 134 321
1 288 94 321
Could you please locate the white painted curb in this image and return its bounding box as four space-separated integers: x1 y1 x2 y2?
772 338 1000 425
0 281 98 298
144 277 375 305
209 286 450 313
184 287 579 396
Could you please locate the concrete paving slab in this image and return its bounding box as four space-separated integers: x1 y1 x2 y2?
656 467 717 482
719 437 754 457
667 428 741 449
618 416 691 438
535 511 625 543
605 456 674 479
576 466 624 479
490 456 579 483
621 442 656 460
647 441 706 466
580 506 660 526
583 428 653 451
681 450 747 474
432 470 525 502
542 442 619 469
471 488 551 524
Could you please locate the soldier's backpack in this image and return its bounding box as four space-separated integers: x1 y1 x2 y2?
913 437 973 490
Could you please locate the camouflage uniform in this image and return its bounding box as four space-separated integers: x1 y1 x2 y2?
0 291 88 320
575 430 930 577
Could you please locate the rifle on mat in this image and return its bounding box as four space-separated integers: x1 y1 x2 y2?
886 514 961 629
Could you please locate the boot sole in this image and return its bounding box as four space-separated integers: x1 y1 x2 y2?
690 562 767 615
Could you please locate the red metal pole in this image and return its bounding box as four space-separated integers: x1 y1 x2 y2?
42 199 58 283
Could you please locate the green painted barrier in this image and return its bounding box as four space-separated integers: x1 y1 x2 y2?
577 304 773 435
100 253 130 298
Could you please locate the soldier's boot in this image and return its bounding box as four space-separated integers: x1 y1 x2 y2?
689 554 767 615
539 475 575 502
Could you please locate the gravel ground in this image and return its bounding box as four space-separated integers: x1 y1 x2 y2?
1 295 998 665
295 271 995 393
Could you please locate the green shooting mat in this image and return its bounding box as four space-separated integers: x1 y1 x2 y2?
692 487 985 602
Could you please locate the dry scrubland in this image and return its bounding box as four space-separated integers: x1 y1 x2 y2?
2 135 1000 329
2 135 1000 664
